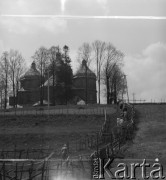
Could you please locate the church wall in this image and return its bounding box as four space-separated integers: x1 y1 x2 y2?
73 76 97 104
43 86 66 105
17 89 40 105
21 78 40 91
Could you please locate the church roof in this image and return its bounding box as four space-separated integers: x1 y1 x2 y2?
20 61 40 80
44 75 57 86
74 60 96 78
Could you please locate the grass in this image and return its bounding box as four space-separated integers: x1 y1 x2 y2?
122 104 166 178
0 114 116 153
1 104 166 179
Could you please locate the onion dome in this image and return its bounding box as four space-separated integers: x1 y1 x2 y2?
74 60 96 78
20 61 40 80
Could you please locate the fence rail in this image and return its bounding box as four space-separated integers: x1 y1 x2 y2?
0 105 116 116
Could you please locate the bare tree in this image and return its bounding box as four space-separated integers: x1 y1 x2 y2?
77 42 92 67
15 55 26 101
48 46 60 105
0 78 5 109
102 43 117 104
9 49 25 107
0 51 10 109
32 47 49 106
110 65 125 104
114 68 126 101
92 40 106 104
63 45 70 104
102 43 124 104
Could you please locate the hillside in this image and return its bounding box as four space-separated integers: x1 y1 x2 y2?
123 104 166 178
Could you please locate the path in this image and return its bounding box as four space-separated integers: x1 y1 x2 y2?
122 104 166 179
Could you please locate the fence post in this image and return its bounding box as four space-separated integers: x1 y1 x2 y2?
29 162 34 180
118 134 121 151
2 162 6 180
96 133 99 156
41 161 45 180
45 160 50 180
0 164 2 180
15 162 18 180
19 163 24 180
79 156 85 176
110 132 114 155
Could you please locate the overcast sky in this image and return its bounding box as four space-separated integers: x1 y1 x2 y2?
0 0 166 103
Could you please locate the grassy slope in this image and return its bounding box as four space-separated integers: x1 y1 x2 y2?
125 105 166 159
123 105 166 178
0 115 111 152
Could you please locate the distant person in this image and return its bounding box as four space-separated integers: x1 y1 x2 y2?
61 144 68 160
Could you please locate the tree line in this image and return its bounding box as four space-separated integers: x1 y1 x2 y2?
0 45 73 108
77 40 126 104
0 50 25 109
32 45 73 106
0 40 126 109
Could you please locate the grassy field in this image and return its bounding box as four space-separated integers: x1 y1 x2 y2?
0 114 116 154
0 111 117 180
0 104 166 179
125 105 166 160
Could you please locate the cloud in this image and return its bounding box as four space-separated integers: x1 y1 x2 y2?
0 0 61 15
0 17 67 34
124 42 166 102
97 0 109 15
69 49 79 74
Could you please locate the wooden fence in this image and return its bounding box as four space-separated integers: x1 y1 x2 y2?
0 103 136 180
0 105 116 116
0 148 55 180
90 103 136 159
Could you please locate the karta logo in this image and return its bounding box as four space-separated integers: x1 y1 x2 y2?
91 157 165 179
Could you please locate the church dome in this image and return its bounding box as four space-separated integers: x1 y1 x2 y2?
72 60 97 104
20 61 40 80
74 60 96 79
20 61 41 91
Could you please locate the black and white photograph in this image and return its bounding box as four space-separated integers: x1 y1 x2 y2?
0 0 166 179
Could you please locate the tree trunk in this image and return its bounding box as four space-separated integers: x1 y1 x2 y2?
85 64 88 104
98 74 100 104
0 90 2 109
106 76 110 104
52 63 55 106
12 72 15 108
4 73 7 109
65 65 68 105
98 61 101 104
114 79 117 104
40 74 43 106
96 52 99 104
16 80 19 108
